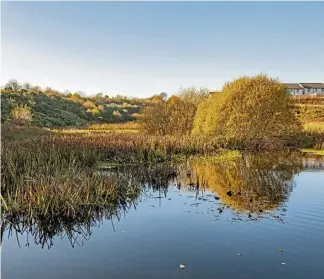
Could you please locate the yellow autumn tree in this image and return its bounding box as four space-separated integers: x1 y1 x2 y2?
139 101 169 136
139 95 197 136
166 96 196 136
193 74 302 149
11 104 33 125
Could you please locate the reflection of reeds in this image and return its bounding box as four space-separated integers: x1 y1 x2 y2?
1 162 180 249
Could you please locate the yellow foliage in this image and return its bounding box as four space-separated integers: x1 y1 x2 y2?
193 74 302 149
140 96 196 136
11 104 33 125
189 152 302 212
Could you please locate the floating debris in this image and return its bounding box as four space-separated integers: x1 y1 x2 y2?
281 262 286 265
179 264 185 269
237 253 242 256
276 248 283 252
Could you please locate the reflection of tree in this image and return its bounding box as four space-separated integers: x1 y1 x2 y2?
189 152 304 213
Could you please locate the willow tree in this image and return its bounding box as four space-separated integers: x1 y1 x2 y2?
139 100 169 136
193 74 302 149
140 87 210 136
177 86 209 106
166 96 196 136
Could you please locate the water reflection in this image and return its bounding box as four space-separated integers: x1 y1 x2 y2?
2 151 323 249
1 187 140 249
188 152 304 213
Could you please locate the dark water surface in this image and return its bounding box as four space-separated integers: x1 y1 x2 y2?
2 152 324 279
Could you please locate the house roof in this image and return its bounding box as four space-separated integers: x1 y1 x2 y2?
300 83 324 89
282 83 302 90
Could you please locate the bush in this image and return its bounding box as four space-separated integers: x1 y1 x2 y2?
139 91 203 136
193 74 302 150
11 104 33 125
91 108 101 117
139 101 169 135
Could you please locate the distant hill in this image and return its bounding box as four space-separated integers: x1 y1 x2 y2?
1 91 95 127
1 81 155 127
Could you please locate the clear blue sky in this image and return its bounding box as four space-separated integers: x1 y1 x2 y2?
2 1 324 97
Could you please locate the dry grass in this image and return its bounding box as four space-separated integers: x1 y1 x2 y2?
87 122 140 130
53 122 141 135
292 95 324 105
304 122 324 133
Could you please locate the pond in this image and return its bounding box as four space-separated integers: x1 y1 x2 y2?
2 152 324 279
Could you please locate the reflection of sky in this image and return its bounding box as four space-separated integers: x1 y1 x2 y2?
2 171 324 279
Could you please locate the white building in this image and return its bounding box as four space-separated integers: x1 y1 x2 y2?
283 83 324 96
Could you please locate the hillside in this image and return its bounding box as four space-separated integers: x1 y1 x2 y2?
2 80 324 129
0 80 157 127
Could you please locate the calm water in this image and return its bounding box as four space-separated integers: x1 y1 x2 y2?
2 152 324 279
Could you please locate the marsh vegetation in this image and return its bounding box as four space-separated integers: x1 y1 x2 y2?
1 75 324 279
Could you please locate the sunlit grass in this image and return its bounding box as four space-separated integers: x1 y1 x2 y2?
52 122 141 135
53 128 140 134
300 149 324 156
303 122 324 133
87 122 140 130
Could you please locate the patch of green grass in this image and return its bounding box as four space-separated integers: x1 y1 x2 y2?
185 149 242 163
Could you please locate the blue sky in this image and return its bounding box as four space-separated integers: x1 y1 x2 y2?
2 1 324 97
